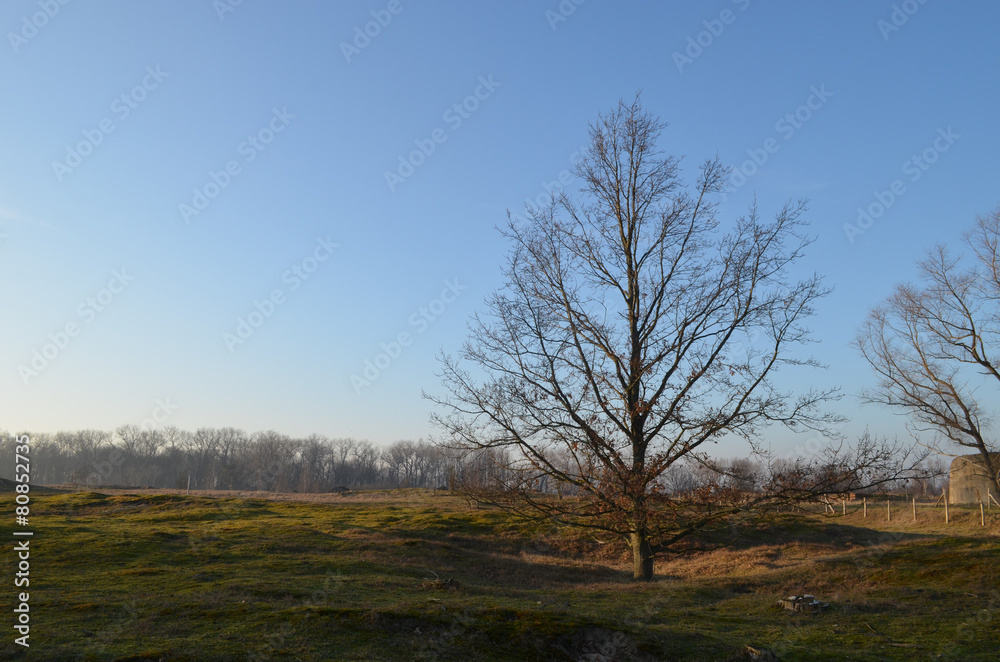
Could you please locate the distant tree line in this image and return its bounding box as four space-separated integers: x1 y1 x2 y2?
460 446 946 502
0 427 946 497
0 427 454 492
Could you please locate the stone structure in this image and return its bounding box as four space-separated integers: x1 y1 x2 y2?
776 594 826 613
949 453 1000 505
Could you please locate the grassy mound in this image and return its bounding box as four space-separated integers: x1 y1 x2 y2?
0 478 68 494
1 490 996 660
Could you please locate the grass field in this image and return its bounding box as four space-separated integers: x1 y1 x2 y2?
1 488 998 661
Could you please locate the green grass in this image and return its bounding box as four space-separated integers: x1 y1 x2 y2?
1 490 998 661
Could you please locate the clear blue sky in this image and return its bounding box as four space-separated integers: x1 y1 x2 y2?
2 0 998 454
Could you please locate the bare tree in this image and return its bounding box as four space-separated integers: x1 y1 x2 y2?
113 424 167 485
352 440 381 487
247 430 294 491
215 427 249 489
855 208 1000 497
188 428 221 489
329 437 357 485
298 434 332 492
54 429 112 482
159 426 188 452
910 456 948 497
115 424 143 457
720 457 763 492
381 440 417 487
659 460 698 495
428 95 846 580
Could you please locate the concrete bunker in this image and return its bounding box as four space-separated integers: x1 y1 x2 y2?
949 452 1000 505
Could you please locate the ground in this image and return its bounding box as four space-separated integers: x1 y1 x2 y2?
0 486 997 661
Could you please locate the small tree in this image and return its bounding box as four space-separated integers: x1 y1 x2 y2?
855 208 1000 497
428 95 858 580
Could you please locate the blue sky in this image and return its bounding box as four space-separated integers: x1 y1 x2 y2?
2 0 998 454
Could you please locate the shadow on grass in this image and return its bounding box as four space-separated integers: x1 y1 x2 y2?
687 513 935 553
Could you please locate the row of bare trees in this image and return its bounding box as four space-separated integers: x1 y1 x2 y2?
0 429 451 492
0 426 944 498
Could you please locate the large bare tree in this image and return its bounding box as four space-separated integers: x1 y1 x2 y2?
428 96 855 580
856 208 1000 497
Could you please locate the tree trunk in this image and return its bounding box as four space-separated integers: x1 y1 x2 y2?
630 532 654 581
976 446 1000 502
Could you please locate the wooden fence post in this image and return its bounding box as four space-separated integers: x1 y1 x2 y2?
887 499 891 522
981 503 986 526
912 496 917 522
863 497 867 518
842 498 846 516
945 489 949 524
